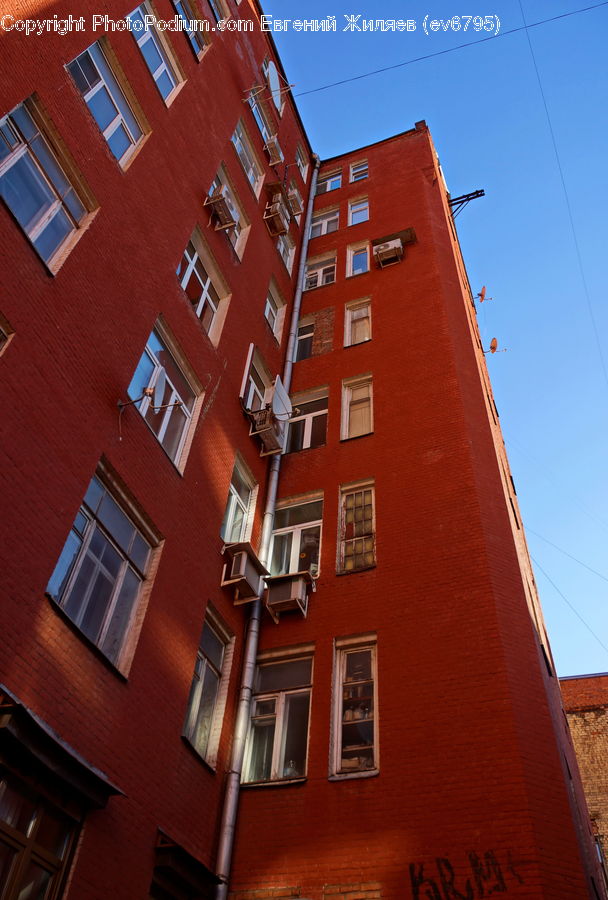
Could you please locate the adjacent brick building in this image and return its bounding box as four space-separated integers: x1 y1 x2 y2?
0 1 604 898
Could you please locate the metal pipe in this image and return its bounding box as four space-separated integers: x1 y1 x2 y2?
215 154 321 899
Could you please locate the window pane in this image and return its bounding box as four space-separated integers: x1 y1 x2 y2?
258 658 312 692
270 532 292 575
297 525 320 575
14 860 52 900
156 70 174 100
0 779 36 832
188 664 220 755
281 691 310 777
107 124 132 161
33 208 72 263
0 153 54 233
46 529 84 601
246 719 275 782
274 501 323 529
310 413 327 449
87 85 118 132
201 622 224 671
140 35 164 74
100 566 140 662
160 403 188 460
285 418 305 453
35 808 71 858
97 492 135 555
0 840 17 889
346 650 372 682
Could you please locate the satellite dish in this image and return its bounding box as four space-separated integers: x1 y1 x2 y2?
272 375 292 420
267 61 282 111
479 286 486 303
490 338 498 354
153 367 166 412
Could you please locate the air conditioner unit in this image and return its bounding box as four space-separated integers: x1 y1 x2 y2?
264 572 315 623
204 187 236 231
248 407 284 455
220 542 268 604
287 188 304 216
263 194 290 236
373 238 404 268
264 135 283 166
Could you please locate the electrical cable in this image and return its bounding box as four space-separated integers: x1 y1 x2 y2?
528 528 608 585
531 555 608 658
294 2 608 97
517 0 608 399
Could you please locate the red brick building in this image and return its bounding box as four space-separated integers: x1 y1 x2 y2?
0 1 604 899
562 674 608 874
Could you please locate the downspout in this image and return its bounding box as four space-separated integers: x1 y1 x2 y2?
215 154 321 900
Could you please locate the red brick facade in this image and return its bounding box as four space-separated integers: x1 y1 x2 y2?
0 2 604 899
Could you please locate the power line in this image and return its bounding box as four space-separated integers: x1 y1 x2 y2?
532 555 608 659
517 0 608 402
294 2 608 98
527 528 608 585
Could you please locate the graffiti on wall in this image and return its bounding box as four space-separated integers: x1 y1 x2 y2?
409 850 525 899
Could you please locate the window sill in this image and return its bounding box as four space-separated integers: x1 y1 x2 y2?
303 282 336 292
46 593 129 681
340 431 373 442
44 208 100 276
336 564 376 577
162 78 187 108
329 768 379 782
181 735 217 773
344 339 372 349
241 776 307 789
346 271 370 279
119 131 151 173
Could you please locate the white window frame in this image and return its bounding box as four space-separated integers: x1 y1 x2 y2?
344 299 371 347
240 344 273 412
285 389 328 454
341 375 373 439
338 480 376 572
231 121 264 196
264 280 286 340
242 653 313 784
0 312 14 357
347 243 370 277
183 610 234 768
331 635 378 778
248 91 273 143
295 318 314 362
127 324 202 468
316 171 341 194
209 166 250 258
176 231 230 344
305 255 336 290
172 0 208 59
310 208 339 239
270 496 323 577
348 198 369 226
221 458 256 543
67 41 145 168
350 160 368 182
46 470 158 671
276 232 295 273
0 101 89 268
295 145 309 182
128 3 183 104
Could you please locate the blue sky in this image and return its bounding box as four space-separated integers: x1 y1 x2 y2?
263 0 608 676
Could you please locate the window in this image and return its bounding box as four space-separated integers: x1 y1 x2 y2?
231 122 264 195
0 100 89 267
345 299 371 346
305 255 336 290
349 198 369 226
339 481 376 572
183 613 233 764
209 167 249 257
176 233 229 343
331 637 377 775
68 41 144 166
295 319 314 361
0 770 80 900
264 281 285 340
127 327 199 465
46 473 156 666
295 144 308 182
172 0 207 58
310 208 338 239
240 346 272 412
220 460 254 542
207 0 228 24
243 655 313 783
285 389 328 453
276 232 295 272
316 171 341 194
270 498 323 577
127 3 182 103
350 161 368 182
248 92 273 143
348 243 369 277
342 376 372 439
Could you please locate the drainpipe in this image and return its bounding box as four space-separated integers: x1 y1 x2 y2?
215 154 321 899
